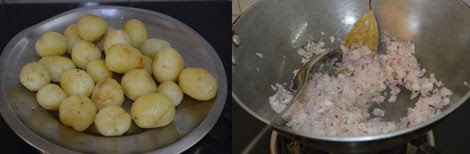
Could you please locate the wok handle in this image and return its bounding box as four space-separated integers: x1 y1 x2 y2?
411 141 441 154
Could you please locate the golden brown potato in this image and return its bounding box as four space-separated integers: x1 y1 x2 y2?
20 62 51 91
59 95 97 132
178 67 218 101
38 56 76 82
64 24 81 54
142 38 171 57
35 32 67 57
152 48 184 82
143 55 153 75
91 78 124 110
156 81 183 106
123 19 147 49
103 29 132 53
60 69 95 96
77 14 108 42
105 44 144 74
71 40 102 69
104 26 117 38
121 69 157 100
130 93 175 128
36 84 67 110
94 106 131 136
86 59 112 83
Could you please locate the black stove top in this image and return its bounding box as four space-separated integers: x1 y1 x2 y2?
0 1 231 153
233 100 470 154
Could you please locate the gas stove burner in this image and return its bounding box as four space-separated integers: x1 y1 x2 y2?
269 131 436 154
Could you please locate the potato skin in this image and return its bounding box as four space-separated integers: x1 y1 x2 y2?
91 78 124 110
152 48 184 82
86 59 112 83
123 19 147 49
130 93 175 128
38 56 76 82
97 26 116 51
103 29 131 53
59 95 97 132
143 55 153 75
156 81 183 106
105 44 144 74
36 84 67 110
60 69 95 96
64 24 81 54
142 38 171 57
178 67 218 101
121 69 157 100
35 32 67 57
95 106 131 136
71 40 102 69
77 14 108 42
20 62 51 91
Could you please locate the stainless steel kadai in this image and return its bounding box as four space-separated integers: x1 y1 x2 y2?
232 0 470 153
0 6 227 153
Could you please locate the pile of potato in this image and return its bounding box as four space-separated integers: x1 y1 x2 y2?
19 14 218 136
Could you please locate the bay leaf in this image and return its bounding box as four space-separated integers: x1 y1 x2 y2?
344 10 378 52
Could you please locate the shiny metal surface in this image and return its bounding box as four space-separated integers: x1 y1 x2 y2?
290 48 342 92
0 6 227 153
233 0 470 153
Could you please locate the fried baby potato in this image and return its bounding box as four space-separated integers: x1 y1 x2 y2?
71 40 102 69
95 106 131 136
105 44 144 74
36 84 67 110
142 38 171 57
143 55 153 75
60 69 95 96
77 14 108 42
103 29 131 53
35 32 67 57
152 48 184 82
131 93 175 128
91 78 124 110
38 56 76 82
178 67 218 101
156 81 183 106
121 69 157 100
86 59 112 83
64 24 81 54
97 26 116 51
59 95 97 132
20 62 51 91
123 19 147 49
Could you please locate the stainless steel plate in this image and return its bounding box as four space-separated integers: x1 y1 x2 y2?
0 6 227 154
